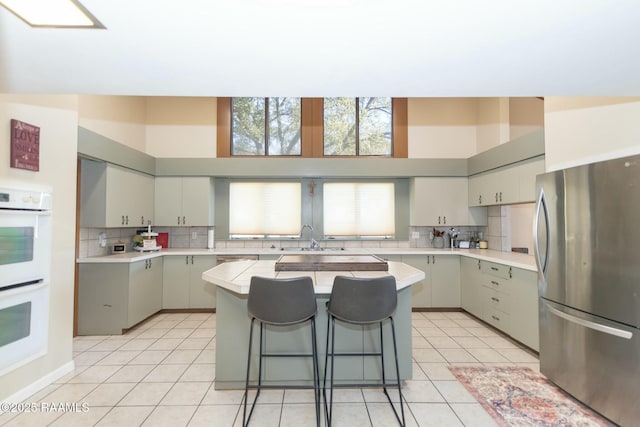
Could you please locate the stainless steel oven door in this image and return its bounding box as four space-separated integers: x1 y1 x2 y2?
0 282 49 375
0 210 51 289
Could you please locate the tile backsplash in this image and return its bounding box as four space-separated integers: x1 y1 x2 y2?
81 219 535 257
79 226 211 258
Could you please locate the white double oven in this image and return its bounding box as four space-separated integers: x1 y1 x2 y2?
0 186 52 375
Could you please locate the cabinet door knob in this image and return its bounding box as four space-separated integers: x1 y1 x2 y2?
185 256 189 264
183 216 186 224
479 195 482 204
443 216 446 224
438 216 441 224
122 215 125 225
141 216 144 225
432 256 435 264
177 216 181 225
125 215 129 225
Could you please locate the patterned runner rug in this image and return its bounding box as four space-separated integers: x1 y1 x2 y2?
449 366 615 427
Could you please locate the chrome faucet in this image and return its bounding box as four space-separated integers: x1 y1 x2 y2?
299 224 319 250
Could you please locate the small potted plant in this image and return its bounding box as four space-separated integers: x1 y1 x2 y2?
432 228 445 248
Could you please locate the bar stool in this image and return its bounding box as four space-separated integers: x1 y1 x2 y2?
323 275 405 427
243 276 320 427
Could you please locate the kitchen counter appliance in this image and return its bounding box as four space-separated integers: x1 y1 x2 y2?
535 154 640 426
0 186 52 375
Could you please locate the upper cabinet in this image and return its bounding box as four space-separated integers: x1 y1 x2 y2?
410 177 487 226
468 156 544 207
80 160 154 228
154 177 215 226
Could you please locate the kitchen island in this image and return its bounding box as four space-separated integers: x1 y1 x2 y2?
202 259 425 390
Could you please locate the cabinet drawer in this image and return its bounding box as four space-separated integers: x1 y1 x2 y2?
486 308 510 329
485 288 510 314
483 275 510 294
480 261 512 280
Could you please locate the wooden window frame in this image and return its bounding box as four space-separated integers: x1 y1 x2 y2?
217 97 407 158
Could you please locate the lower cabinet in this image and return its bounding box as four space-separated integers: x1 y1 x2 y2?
402 254 460 308
461 258 539 351
163 255 217 309
77 257 163 335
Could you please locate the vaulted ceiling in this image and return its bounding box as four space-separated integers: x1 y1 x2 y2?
1 0 639 97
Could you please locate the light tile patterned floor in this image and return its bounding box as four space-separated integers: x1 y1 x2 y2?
0 311 541 426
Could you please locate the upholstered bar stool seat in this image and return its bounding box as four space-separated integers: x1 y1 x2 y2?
243 276 320 427
324 275 405 426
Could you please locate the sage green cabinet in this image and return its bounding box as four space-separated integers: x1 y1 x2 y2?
468 156 545 207
410 177 487 226
80 160 154 228
163 255 217 309
403 254 460 308
154 177 214 226
460 258 539 351
403 255 430 308
77 257 163 335
460 257 482 315
508 267 539 350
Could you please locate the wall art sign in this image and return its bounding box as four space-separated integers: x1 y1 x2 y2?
10 119 40 171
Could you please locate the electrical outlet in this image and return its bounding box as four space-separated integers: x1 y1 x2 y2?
411 231 420 239
191 231 197 240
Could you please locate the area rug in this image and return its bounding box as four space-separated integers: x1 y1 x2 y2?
449 366 615 427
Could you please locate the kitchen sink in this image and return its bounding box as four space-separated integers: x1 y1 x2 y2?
280 247 345 251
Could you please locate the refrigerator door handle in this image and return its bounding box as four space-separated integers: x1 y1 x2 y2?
546 302 633 340
534 188 550 277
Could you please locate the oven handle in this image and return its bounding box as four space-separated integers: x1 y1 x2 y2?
0 210 51 216
0 280 47 296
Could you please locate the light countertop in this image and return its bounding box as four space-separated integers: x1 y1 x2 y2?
76 247 537 271
201 260 426 294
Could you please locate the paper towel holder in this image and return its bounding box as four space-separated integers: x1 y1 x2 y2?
207 228 214 249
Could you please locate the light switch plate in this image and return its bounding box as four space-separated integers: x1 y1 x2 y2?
191 231 197 240
411 231 420 239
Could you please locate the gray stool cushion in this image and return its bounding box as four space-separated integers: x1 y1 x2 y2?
327 275 397 324
248 276 317 326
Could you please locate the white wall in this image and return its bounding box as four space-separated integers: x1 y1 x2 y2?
145 97 217 158
475 97 510 153
0 95 78 400
407 98 477 158
509 97 544 140
544 97 640 171
78 95 147 152
510 203 535 254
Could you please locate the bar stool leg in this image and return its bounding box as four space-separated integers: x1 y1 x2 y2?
242 318 255 427
390 317 406 426
310 318 320 427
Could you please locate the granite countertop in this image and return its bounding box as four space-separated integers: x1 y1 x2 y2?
76 247 537 271
201 259 426 294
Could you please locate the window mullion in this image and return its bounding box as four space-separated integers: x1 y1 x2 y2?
264 98 269 156
355 97 360 156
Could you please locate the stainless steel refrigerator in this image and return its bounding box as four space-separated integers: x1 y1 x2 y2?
535 154 640 427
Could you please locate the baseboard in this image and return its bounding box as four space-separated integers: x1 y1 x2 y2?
2 360 76 404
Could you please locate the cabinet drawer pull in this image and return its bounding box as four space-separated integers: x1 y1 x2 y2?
103 304 112 307
491 297 500 302
177 216 181 224
141 216 144 225
186 256 189 264
443 216 446 224
491 266 499 271
479 195 482 204
183 216 186 224
492 315 500 321
491 280 499 286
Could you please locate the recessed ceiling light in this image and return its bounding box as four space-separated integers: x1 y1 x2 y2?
0 0 105 28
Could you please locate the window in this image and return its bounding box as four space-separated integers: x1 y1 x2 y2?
229 182 302 238
323 97 392 156
231 97 301 156
323 182 395 237
218 98 407 158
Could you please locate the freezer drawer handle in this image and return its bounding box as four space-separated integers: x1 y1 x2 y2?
547 304 633 340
